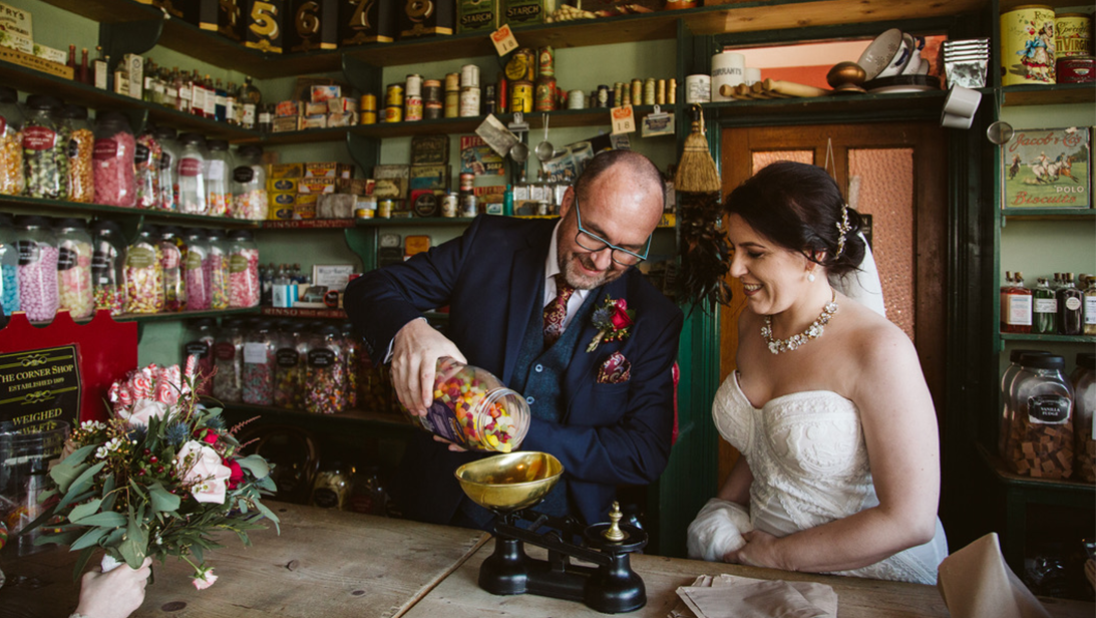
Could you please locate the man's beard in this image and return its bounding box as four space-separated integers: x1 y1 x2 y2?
559 251 624 290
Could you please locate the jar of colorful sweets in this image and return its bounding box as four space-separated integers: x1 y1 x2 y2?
158 226 187 312
0 86 25 196
133 125 162 209
231 144 267 220
124 225 164 314
54 218 94 319
59 105 93 203
22 95 66 200
204 139 231 217
90 220 126 315
91 111 136 207
205 228 230 310
212 319 244 403
14 215 59 322
183 228 210 311
273 320 308 409
0 213 19 316
176 132 207 215
304 324 347 415
227 229 259 308
242 320 276 406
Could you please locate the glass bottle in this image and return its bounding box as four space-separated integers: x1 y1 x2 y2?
212 318 243 403
242 320 277 406
183 228 210 311
79 48 90 84
54 218 94 319
0 85 25 196
1057 273 1083 336
190 70 206 118
22 95 67 199
231 144 267 220
162 68 178 110
176 132 207 214
1032 277 1057 335
204 139 231 217
1082 274 1096 336
134 125 162 209
225 81 238 126
177 69 191 113
1007 354 1074 479
14 215 59 322
124 225 164 314
274 321 308 409
304 324 347 415
242 75 262 106
60 105 95 203
91 111 137 207
205 227 230 310
349 464 388 516
311 460 351 509
154 127 179 211
0 212 19 316
1073 352 1095 484
90 219 126 316
227 229 260 308
1000 270 1032 334
182 318 216 395
158 226 187 312
258 103 273 134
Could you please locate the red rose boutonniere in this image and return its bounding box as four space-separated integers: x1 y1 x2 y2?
587 295 635 352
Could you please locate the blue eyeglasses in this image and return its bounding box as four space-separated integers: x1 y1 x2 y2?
572 194 652 266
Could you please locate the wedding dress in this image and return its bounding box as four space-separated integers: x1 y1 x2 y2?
689 372 949 585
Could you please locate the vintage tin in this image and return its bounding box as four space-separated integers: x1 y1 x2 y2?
360 93 377 112
496 74 508 113
398 0 454 39
461 64 480 88
377 198 394 218
505 48 535 83
360 111 377 124
1057 55 1095 83
568 89 585 109
458 0 498 34
384 105 403 123
441 192 459 217
286 0 338 52
244 0 286 53
534 76 556 111
460 193 477 217
510 80 533 113
504 0 544 26
445 91 459 118
385 83 405 107
630 79 642 105
459 173 475 192
656 79 666 105
423 79 442 103
411 190 440 217
538 46 554 77
445 72 461 92
424 101 443 119
1056 13 1092 59
1001 5 1058 85
406 73 423 96
339 0 397 44
404 95 423 121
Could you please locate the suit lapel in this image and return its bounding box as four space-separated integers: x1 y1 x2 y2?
561 276 630 422
502 223 554 385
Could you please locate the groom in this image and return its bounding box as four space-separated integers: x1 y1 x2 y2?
344 150 683 529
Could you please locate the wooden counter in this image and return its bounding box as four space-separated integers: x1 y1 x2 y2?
1 503 1092 618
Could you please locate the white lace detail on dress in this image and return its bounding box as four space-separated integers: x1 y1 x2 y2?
710 373 947 585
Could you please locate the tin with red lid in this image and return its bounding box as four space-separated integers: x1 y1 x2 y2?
1057 56 1094 83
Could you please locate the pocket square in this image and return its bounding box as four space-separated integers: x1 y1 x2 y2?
597 352 631 384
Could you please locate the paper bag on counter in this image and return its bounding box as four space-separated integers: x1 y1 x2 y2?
937 532 1051 618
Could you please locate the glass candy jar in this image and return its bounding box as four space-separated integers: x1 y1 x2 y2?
90 219 126 315
205 139 231 217
304 325 346 415
22 95 66 200
0 212 19 316
155 127 179 211
15 215 59 322
124 225 164 314
176 132 207 214
134 125 162 208
0 86 25 196
1073 353 1095 484
183 228 210 311
242 320 277 406
59 105 94 203
158 226 187 312
212 319 244 403
410 357 530 452
1007 354 1075 480
205 228 230 310
230 144 267 220
54 218 94 319
273 321 308 409
91 111 136 207
182 318 216 396
227 229 259 308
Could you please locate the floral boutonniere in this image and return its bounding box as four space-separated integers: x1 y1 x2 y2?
587 295 635 352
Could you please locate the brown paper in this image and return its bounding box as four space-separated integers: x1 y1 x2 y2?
937 532 1051 618
673 574 837 618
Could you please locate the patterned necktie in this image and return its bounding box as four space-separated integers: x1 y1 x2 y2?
543 274 576 348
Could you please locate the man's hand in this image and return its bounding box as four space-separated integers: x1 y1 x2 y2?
75 557 153 618
391 319 466 415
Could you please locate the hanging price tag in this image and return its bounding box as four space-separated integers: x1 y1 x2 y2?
491 25 519 56
611 105 636 134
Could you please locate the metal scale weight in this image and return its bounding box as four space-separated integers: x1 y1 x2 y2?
455 452 648 614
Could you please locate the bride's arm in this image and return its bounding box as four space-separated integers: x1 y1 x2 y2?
716 456 753 505
726 324 940 573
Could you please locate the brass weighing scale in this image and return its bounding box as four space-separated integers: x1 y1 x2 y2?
455 452 648 614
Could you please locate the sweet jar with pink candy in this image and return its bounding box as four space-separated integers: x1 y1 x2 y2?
227 229 260 308
14 215 59 322
92 112 137 208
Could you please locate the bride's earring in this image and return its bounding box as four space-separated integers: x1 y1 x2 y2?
807 272 816 282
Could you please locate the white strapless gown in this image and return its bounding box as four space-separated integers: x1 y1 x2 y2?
709 372 948 585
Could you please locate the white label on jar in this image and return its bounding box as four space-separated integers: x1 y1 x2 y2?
1086 296 1096 324
179 157 202 177
308 348 335 368
17 240 40 266
1065 296 1082 312
179 84 192 101
23 126 56 150
243 342 267 364
1007 295 1032 325
1035 298 1058 313
125 246 156 269
1027 394 1071 424
207 160 226 181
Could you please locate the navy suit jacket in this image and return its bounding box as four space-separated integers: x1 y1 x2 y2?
344 215 683 526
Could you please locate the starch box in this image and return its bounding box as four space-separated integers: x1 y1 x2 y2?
458 0 498 34
503 0 550 26
1002 127 1091 209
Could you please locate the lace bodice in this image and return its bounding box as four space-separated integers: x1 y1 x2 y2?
712 372 948 584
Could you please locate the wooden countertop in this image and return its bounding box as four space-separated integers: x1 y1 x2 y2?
1 503 1092 618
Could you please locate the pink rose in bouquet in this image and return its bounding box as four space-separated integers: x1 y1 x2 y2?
176 441 233 504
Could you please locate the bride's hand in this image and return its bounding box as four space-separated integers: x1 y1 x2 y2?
723 530 783 569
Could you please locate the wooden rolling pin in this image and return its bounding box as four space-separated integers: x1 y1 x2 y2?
720 84 760 100
751 82 792 98
762 78 829 98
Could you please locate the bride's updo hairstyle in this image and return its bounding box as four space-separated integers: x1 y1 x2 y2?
724 161 866 277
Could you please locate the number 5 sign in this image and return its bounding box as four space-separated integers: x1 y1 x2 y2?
246 0 285 53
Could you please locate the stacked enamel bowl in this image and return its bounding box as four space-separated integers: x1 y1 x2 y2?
858 28 941 93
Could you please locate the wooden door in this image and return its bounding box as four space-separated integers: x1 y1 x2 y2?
716 122 948 486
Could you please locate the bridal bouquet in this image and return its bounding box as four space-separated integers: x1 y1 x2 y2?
35 360 278 589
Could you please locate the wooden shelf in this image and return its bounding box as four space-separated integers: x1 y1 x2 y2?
224 402 415 432
709 89 948 119
979 445 1095 497
680 0 984 36
357 216 478 227
31 306 258 326
1001 208 1096 220
0 59 258 141
1000 83 1096 107
260 307 348 319
1000 332 1096 344
0 194 262 227
260 219 356 229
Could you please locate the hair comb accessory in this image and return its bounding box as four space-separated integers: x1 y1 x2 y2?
834 204 852 258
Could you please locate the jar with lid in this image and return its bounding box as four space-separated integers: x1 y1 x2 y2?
205 228 230 310
0 86 25 195
22 95 67 199
227 229 260 308
340 322 361 410
1006 354 1074 479
242 320 276 406
91 111 136 207
274 321 309 409
154 127 179 211
90 220 126 315
310 460 351 510
409 357 530 452
304 324 347 415
158 226 187 312
182 318 216 395
1083 274 1096 336
1073 352 1095 483
14 215 59 322
133 125 162 209
349 464 388 516
59 105 94 203
212 319 243 403
230 144 267 220
183 228 210 310
205 139 231 217
124 225 164 314
999 349 1050 457
176 132 207 214
54 218 94 319
0 212 19 316
1032 277 1057 334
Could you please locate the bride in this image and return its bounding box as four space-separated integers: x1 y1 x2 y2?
687 161 948 585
